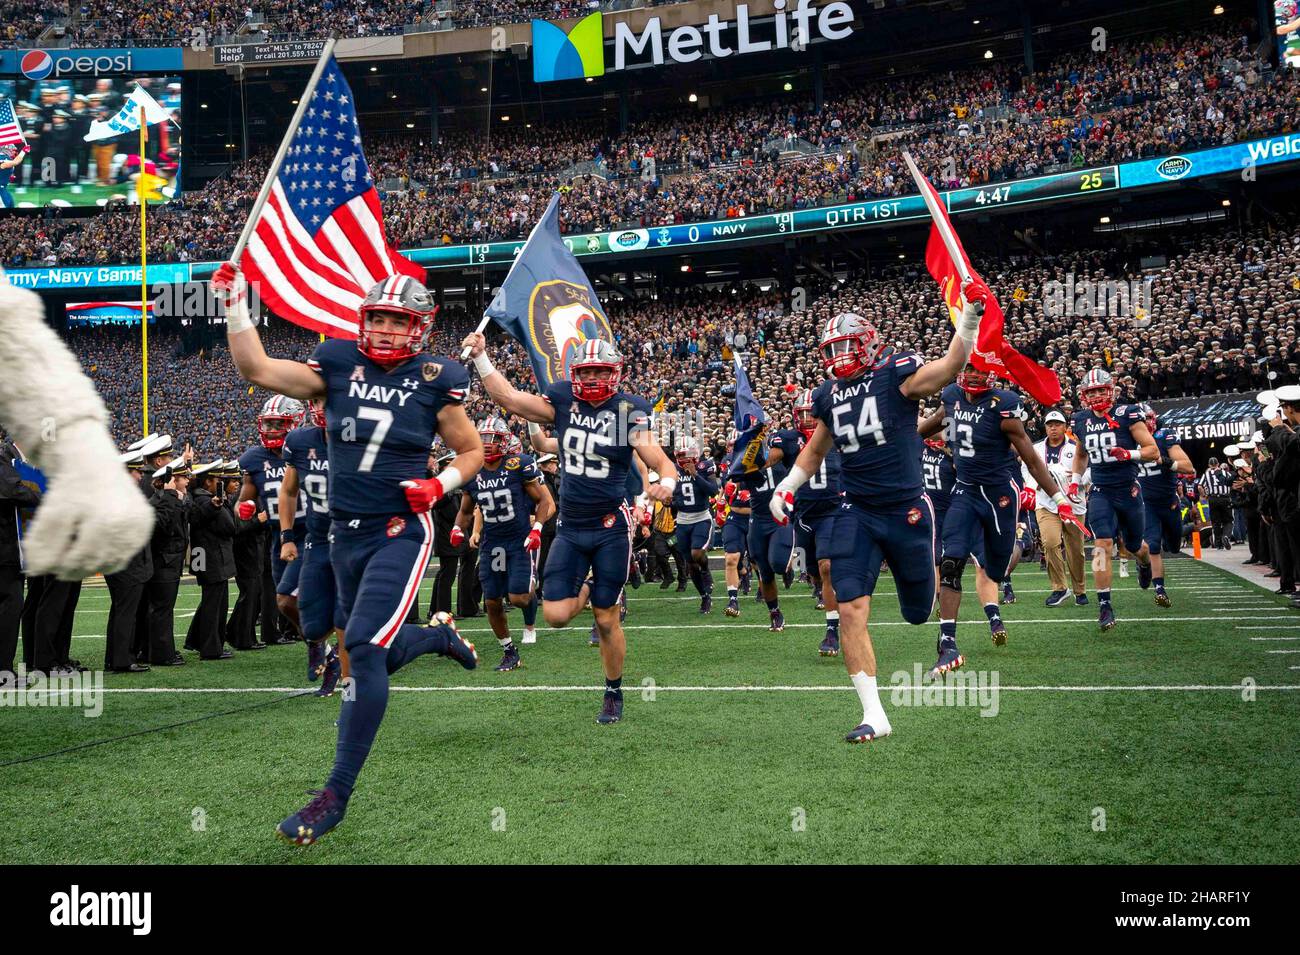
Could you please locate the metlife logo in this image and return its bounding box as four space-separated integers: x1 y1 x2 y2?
532 0 856 82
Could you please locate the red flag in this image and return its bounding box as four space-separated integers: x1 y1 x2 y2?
910 162 1062 406
241 57 423 339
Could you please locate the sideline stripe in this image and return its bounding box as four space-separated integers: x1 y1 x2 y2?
10 684 1300 695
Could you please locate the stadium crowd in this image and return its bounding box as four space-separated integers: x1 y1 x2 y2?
5 26 1292 265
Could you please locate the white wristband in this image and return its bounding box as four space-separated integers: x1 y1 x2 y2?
659 477 676 495
472 352 495 378
438 465 465 494
775 464 811 497
531 520 543 532
528 421 543 437
1052 491 1067 507
225 284 255 334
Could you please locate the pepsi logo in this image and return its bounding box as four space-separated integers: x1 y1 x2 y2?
21 50 53 80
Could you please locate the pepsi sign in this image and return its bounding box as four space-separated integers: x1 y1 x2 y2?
1 47 183 77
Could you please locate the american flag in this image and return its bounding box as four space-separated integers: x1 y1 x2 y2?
241 57 422 338
0 99 32 154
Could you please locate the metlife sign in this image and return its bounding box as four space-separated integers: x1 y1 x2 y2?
532 0 856 82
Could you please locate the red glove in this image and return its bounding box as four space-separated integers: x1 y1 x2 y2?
724 481 737 501
211 261 245 304
449 525 465 547
736 489 751 504
642 508 653 526
525 523 542 552
961 277 991 311
1107 447 1132 462
1019 487 1036 511
1056 501 1092 539
769 490 794 525
400 477 445 514
236 499 256 521
1066 480 1080 501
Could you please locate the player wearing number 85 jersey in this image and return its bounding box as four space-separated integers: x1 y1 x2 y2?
216 262 484 846
463 332 677 727
1069 369 1158 631
770 280 986 744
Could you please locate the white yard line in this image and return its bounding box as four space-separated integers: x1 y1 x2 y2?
12 684 1300 695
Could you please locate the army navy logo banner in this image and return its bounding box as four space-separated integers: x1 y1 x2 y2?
483 193 612 387
1148 390 1260 442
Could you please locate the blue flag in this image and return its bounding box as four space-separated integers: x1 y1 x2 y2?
482 193 612 387
728 354 769 474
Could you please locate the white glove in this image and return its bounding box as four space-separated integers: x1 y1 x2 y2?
769 489 795 525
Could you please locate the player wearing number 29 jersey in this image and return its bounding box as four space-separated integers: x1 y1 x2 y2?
238 435 308 598
282 417 341 655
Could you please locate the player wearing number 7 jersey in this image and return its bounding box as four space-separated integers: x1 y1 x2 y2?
462 332 677 726
768 281 987 744
215 262 485 846
1069 369 1158 631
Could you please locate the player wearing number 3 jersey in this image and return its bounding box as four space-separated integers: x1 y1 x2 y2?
462 332 677 727
769 282 987 744
216 262 485 846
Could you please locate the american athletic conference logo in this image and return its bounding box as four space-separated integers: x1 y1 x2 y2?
527 278 614 383
20 50 54 80
532 12 605 83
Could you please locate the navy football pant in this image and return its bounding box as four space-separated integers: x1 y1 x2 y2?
941 480 1022 584
748 516 794 584
543 507 633 609
298 536 341 642
825 495 935 623
1086 482 1146 553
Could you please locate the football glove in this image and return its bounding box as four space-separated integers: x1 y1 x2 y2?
236 499 256 521
1019 487 1036 511
1107 447 1132 462
525 522 542 552
449 525 465 548
400 477 445 513
769 490 794 525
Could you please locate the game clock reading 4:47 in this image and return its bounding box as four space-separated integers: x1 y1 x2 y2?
947 166 1120 214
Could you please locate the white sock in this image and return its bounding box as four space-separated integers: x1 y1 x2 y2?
497 636 512 648
850 671 891 731
826 611 839 622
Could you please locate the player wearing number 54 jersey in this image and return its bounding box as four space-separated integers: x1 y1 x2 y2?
1069 369 1158 631
216 263 484 846
769 281 988 744
463 332 677 727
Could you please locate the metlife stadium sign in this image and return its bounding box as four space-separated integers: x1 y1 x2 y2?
532 0 856 83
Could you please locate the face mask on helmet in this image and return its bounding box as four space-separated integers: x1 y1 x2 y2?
258 415 293 450
358 308 435 367
924 436 946 450
820 318 882 380
571 355 621 404
308 399 326 428
1081 384 1115 412
478 422 509 464
957 366 993 396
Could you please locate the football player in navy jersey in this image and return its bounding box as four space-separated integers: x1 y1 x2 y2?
1068 369 1159 631
736 424 800 632
672 437 719 614
1136 403 1195 608
453 416 555 671
462 333 676 726
768 281 987 743
279 398 342 695
789 389 845 656
215 263 484 845
922 365 1082 676
236 395 309 646
720 431 754 615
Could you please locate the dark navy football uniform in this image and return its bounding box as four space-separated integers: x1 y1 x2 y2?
239 444 309 597
1072 404 1147 551
1138 429 1183 555
306 338 469 647
723 486 752 554
810 352 934 620
939 384 1024 583
790 432 843 569
283 425 340 641
742 428 797 584
472 453 544 600
542 381 651 607
673 460 719 554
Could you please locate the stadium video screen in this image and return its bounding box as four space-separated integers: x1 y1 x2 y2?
1280 1 1300 66
0 74 180 209
65 300 154 327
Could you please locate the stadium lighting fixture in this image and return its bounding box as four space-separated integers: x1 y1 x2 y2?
200 103 208 109
680 263 691 272
783 81 793 91
291 99 298 105
501 115 510 122
370 66 377 72
586 77 594 83
1222 199 1231 206
983 50 993 59
1213 4 1224 13
688 93 698 103
480 86 488 92
405 123 415 128
972 19 980 24
1099 216 1111 224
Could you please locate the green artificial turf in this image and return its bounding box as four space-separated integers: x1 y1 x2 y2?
1 557 1297 863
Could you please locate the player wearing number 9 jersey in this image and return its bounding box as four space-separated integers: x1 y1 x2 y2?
463 332 677 727
770 280 987 744
740 426 797 633
216 262 485 846
1069 369 1158 631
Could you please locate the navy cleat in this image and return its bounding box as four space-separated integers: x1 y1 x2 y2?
588 626 600 647
596 694 623 725
1045 589 1069 607
1154 588 1172 608
1001 581 1016 605
494 644 521 672
989 617 1008 647
307 639 327 682
740 573 751 596
1137 560 1152 590
277 789 346 846
813 587 825 611
819 631 840 657
1075 593 1089 607
769 609 786 633
782 567 795 590
700 593 712 614
315 647 341 698
724 596 740 617
1099 603 1117 631
431 612 477 670
845 722 890 743
927 645 965 680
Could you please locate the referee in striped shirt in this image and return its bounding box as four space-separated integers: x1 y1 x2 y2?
1199 458 1235 549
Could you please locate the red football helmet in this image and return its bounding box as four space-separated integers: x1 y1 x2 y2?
570 339 622 404
477 415 510 465
793 388 817 437
675 437 701 469
1079 368 1115 413
358 275 439 367
307 397 326 429
819 312 883 379
956 364 994 397
257 395 303 451
1141 402 1157 434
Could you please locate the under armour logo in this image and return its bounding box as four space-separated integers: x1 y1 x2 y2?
402 378 419 389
